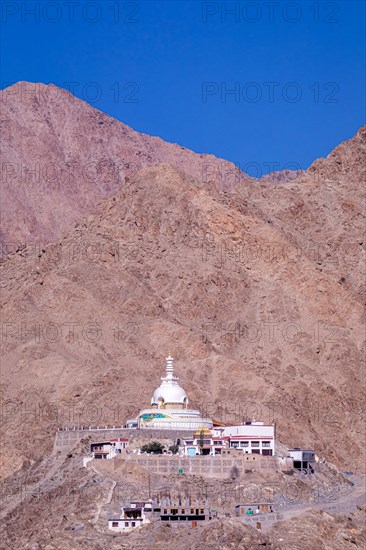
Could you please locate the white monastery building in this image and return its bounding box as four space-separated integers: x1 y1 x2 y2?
83 354 276 461
181 421 275 456
219 420 275 456
125 355 213 430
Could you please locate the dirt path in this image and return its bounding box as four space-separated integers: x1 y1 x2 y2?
257 474 366 529
91 478 117 526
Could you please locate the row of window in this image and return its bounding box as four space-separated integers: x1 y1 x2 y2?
163 508 204 515
184 440 271 448
230 441 271 448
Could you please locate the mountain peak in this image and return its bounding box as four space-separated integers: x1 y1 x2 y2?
0 81 245 252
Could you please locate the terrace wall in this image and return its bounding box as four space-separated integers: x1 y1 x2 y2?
53 427 195 452
91 453 292 479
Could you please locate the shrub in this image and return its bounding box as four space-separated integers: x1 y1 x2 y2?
140 441 164 454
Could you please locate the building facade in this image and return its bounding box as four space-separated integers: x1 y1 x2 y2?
236 503 274 517
152 495 213 522
219 421 275 456
181 421 275 456
288 449 316 472
89 438 129 459
108 501 152 532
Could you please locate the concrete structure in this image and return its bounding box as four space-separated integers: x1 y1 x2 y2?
180 421 275 456
288 449 316 473
125 355 213 430
152 496 213 522
236 503 274 516
90 452 294 479
91 438 129 459
182 426 227 456
55 427 196 453
82 437 129 467
217 420 275 456
108 501 152 532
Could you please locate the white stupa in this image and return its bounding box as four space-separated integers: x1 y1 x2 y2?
125 355 213 430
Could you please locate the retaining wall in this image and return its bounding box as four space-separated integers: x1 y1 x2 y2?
53 427 195 452
91 453 290 479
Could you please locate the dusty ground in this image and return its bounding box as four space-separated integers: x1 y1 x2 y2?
0 442 364 549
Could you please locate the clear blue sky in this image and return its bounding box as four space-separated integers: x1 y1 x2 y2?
1 0 365 175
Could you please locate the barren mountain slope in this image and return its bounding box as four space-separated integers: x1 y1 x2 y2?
0 81 244 251
1 160 365 479
243 125 366 305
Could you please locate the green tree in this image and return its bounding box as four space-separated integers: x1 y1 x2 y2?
169 444 179 454
140 441 164 454
199 429 204 455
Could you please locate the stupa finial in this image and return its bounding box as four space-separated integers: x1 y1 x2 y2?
166 353 174 375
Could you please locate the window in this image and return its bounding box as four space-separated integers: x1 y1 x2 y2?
163 509 167 514
262 441 271 447
251 441 259 447
125 522 129 527
131 522 136 527
190 508 194 514
171 508 178 515
112 522 118 527
230 442 239 448
240 441 249 447
181 508 185 514
200 508 204 514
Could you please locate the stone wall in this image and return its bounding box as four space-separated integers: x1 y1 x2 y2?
53 427 195 452
91 453 290 479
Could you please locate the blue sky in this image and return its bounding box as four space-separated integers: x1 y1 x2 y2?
1 0 365 175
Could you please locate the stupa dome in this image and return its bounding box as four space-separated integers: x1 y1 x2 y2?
151 355 188 407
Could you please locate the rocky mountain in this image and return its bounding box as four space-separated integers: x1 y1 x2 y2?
1 118 365 479
0 82 243 254
1 81 365 548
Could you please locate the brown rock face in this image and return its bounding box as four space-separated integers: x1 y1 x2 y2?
1 82 365 547
1 122 365 476
0 82 245 253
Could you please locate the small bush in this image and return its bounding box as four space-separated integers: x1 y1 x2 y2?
140 441 164 454
169 444 180 455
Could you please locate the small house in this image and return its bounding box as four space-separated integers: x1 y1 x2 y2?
236 503 274 517
288 449 316 473
90 438 128 459
108 501 152 532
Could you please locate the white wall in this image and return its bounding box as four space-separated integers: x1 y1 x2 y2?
222 425 274 438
